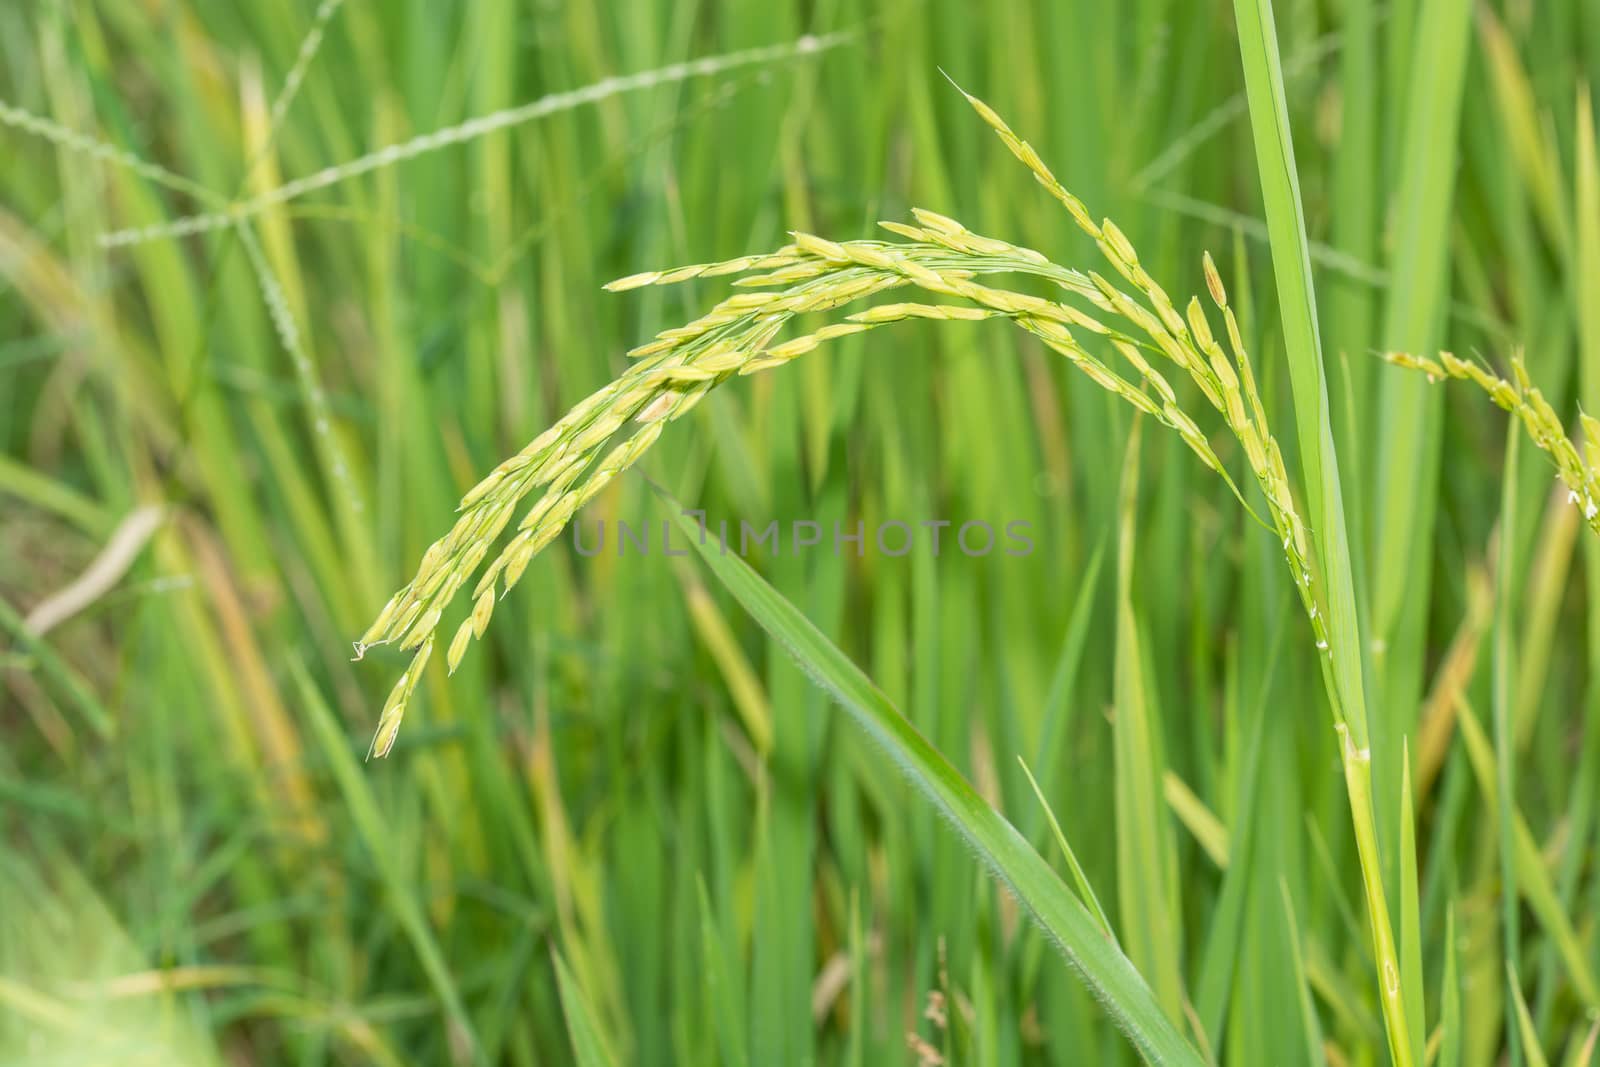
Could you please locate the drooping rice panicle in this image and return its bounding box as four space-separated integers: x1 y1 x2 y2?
359 91 1334 754
1383 350 1600 535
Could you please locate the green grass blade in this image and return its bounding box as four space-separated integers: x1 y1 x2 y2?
1453 701 1600 1010
1398 743 1425 1066
1497 425 1524 1067
554 950 622 1067
1192 638 1274 1041
656 487 1204 1066
1112 423 1185 1025
1229 3 1413 1061
1440 908 1462 1067
1509 963 1551 1067
1366 0 1474 869
1278 877 1328 1067
0 595 115 741
1228 0 1366 739
1162 771 1228 871
696 877 748 1067
290 659 478 1061
1018 757 1117 946
1570 1022 1600 1067
1025 537 1107 842
1335 727 1416 1067
1368 0 1474 607
0 454 111 535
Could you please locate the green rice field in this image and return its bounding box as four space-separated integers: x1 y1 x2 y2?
3 1 1600 1063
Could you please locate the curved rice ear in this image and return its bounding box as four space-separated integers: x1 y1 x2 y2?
1383 349 1600 534
364 193 1343 756
361 94 1336 770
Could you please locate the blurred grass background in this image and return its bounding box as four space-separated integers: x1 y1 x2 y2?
2 0 1599 1063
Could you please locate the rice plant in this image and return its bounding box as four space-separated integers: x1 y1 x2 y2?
357 91 1330 758
6 2 1600 1065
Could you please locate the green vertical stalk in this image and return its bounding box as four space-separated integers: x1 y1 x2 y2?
1112 422 1186 1024
1228 1 1415 1062
1367 0 1474 869
1495 427 1523 1067
1228 0 1367 741
1328 0 1378 414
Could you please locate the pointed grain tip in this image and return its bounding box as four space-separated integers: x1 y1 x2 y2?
1202 252 1227 309
368 728 395 760
604 270 661 292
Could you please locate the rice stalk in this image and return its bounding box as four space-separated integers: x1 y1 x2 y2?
234 220 364 518
96 32 854 249
0 0 349 206
358 90 1333 758
263 0 346 145
0 97 223 205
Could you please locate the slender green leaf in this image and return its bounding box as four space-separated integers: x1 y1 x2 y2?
555 950 622 1067
656 487 1204 1066
1399 743 1425 1066
1019 757 1117 946
1454 701 1600 1009
1508 963 1551 1067
1497 425 1524 1067
291 659 478 1060
1440 908 1461 1067
1111 423 1185 1024
1279 878 1328 1067
1229 3 1412 1061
